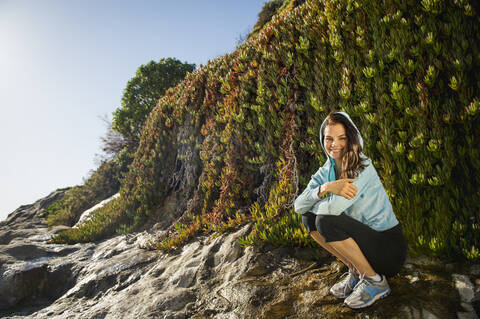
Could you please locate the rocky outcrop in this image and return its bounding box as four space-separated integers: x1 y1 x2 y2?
1 191 479 318
74 193 120 228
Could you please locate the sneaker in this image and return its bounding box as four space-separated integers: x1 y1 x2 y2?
330 269 360 298
344 274 390 309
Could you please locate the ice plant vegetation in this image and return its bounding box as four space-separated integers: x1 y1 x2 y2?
53 0 480 260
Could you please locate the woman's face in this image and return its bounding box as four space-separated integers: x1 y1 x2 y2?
324 123 347 163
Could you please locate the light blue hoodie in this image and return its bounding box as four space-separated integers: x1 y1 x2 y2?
293 112 399 231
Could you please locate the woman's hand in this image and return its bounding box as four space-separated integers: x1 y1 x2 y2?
322 179 358 200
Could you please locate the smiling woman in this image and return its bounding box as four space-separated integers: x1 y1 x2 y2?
324 124 347 164
322 112 367 180
294 111 407 309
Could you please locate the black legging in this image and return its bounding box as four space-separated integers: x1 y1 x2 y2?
301 212 407 278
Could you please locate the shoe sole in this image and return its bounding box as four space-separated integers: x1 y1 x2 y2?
330 281 359 299
330 286 356 299
330 291 351 299
344 289 391 309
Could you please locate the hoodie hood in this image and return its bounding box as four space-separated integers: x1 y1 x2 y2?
319 112 363 163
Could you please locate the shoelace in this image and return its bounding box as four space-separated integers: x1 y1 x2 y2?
340 270 359 297
337 272 350 297
347 273 367 299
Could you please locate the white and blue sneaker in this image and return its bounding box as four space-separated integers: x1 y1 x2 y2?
330 269 360 298
344 274 390 309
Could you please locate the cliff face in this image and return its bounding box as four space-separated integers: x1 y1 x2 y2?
1 191 479 318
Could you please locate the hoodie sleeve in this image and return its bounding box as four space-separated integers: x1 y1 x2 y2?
310 160 374 215
294 167 328 214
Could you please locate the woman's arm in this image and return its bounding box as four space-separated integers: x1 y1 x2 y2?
294 168 327 214
310 160 374 215
322 179 357 200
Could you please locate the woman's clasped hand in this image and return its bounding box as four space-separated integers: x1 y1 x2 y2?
323 179 358 200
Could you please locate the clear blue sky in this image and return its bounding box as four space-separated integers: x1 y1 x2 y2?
0 0 267 220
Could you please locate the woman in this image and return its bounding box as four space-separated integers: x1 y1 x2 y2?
294 111 407 309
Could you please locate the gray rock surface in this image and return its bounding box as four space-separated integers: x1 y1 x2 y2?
454 274 476 303
74 193 120 228
1 190 479 318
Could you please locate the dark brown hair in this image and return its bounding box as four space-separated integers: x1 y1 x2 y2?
321 112 367 179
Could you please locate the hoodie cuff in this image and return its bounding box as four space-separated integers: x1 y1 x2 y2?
311 186 320 200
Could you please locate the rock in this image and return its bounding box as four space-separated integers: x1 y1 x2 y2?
422 309 439 319
1 243 51 260
445 263 457 273
457 312 479 319
74 193 120 228
461 302 475 312
453 274 479 319
405 274 420 284
0 189 66 228
400 305 422 319
399 306 443 319
471 264 480 276
404 255 440 268
454 274 475 303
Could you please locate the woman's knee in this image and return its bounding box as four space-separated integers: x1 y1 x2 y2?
301 212 316 233
315 214 340 233
315 214 349 242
